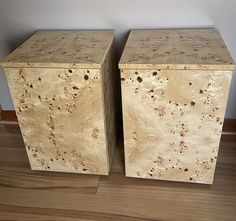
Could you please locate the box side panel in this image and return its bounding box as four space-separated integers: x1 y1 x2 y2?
3 67 108 175
121 69 232 184
100 41 118 169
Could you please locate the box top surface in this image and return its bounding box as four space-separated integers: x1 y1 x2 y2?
1 30 114 69
119 29 235 71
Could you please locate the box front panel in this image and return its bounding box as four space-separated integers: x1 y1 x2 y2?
4 67 108 175
121 69 232 183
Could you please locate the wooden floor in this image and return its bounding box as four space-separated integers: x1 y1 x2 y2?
0 123 236 221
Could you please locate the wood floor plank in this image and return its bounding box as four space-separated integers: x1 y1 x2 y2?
0 204 155 221
0 124 235 220
0 211 93 221
0 184 235 221
0 167 100 194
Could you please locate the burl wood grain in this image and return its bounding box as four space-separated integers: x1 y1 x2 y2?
1 30 114 69
1 30 117 175
119 29 235 184
119 29 235 70
121 69 232 184
4 67 109 174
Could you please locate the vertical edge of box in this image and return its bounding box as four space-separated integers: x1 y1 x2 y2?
100 37 118 173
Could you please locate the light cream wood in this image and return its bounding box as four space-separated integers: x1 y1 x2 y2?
119 29 235 184
1 31 114 69
0 31 117 175
121 69 232 184
0 124 236 221
119 29 235 70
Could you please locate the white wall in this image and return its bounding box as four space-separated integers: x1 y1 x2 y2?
0 0 236 118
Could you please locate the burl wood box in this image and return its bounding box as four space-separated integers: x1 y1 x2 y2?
0 30 117 175
119 29 235 184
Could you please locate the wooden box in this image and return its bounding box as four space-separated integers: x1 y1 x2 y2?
119 29 235 184
0 30 117 175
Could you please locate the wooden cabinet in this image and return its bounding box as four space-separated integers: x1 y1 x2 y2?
119 29 235 184
1 30 117 175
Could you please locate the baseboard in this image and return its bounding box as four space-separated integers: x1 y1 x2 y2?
1 110 17 121
222 119 236 134
1 110 236 133
0 104 2 120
